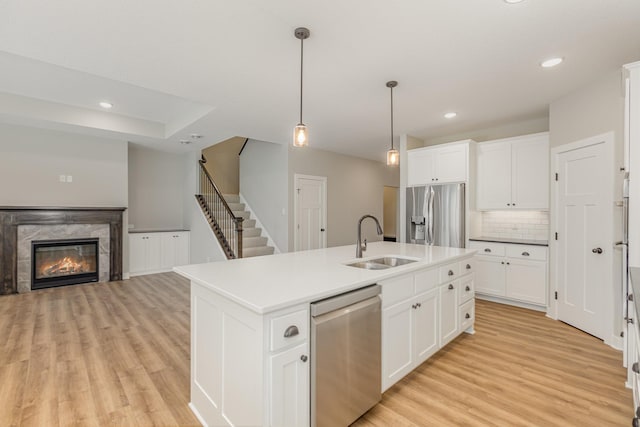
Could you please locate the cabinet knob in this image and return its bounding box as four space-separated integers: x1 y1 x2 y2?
300 355 308 363
465 313 471 319
507 203 511 206
522 251 530 257
501 261 505 265
484 248 491 253
448 270 454 276
465 286 470 291
592 247 603 254
512 203 516 207
448 284 454 290
466 264 471 270
417 302 422 308
283 325 299 338
633 362 640 374
412 304 417 309
506 262 510 265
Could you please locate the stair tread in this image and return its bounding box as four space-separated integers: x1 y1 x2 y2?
243 246 275 258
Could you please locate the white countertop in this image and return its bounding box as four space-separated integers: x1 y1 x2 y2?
174 242 476 314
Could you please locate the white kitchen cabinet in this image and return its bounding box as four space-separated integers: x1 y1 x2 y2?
129 231 190 276
129 233 162 274
439 281 459 347
469 241 548 308
407 141 471 186
476 132 549 210
269 342 309 427
381 256 474 391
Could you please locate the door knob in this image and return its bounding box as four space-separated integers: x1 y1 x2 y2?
592 247 603 254
448 270 454 276
320 228 325 232
300 355 308 363
465 286 470 291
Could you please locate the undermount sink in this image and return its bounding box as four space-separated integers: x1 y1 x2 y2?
347 256 417 270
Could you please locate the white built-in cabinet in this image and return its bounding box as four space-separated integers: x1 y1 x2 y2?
380 256 475 391
476 132 549 210
469 241 547 307
407 141 471 186
129 231 190 276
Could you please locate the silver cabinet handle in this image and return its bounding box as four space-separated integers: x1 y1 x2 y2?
466 264 471 270
465 286 470 291
592 247 603 254
484 248 491 253
284 325 299 338
465 313 471 319
448 284 454 290
633 362 640 374
522 251 530 256
300 355 308 363
448 270 454 276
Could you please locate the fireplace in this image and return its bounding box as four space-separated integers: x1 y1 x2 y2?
31 238 99 290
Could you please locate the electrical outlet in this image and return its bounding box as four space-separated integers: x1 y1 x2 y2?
66 175 73 183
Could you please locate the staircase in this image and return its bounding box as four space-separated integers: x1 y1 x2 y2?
221 194 275 258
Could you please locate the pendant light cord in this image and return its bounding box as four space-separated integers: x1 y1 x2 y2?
390 85 394 150
299 37 304 124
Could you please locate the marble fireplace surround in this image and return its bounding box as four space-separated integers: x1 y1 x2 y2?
0 207 125 295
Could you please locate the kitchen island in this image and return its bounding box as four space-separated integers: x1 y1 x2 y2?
175 241 476 427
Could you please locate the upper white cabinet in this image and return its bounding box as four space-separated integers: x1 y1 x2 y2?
407 141 471 186
476 133 549 210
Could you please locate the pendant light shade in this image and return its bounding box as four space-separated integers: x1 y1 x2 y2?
293 27 310 147
386 81 399 166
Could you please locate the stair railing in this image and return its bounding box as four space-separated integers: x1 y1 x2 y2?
197 157 243 259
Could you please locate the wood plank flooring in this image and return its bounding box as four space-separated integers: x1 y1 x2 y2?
0 272 632 426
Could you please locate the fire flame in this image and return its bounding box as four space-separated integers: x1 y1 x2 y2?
39 256 91 277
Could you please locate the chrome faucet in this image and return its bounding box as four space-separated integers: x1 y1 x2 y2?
356 215 383 258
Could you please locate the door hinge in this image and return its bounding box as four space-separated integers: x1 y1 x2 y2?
554 291 558 300
555 173 558 181
555 232 558 240
621 331 625 338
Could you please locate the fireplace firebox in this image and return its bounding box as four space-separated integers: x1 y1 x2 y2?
31 238 99 290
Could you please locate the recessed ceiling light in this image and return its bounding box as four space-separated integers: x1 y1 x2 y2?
180 139 192 145
444 112 457 119
541 57 563 68
504 0 524 3
99 101 113 109
190 133 203 139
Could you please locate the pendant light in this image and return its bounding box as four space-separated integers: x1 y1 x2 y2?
293 27 310 147
386 81 399 166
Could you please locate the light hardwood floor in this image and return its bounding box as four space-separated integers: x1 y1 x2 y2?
0 273 632 426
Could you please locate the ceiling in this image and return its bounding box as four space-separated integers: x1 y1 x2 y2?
0 0 639 161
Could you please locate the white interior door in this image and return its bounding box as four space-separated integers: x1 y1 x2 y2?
294 174 327 251
556 138 613 340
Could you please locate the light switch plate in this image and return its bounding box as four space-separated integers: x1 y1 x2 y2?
66 175 73 182
59 175 66 182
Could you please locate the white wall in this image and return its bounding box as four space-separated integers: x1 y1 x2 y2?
549 69 625 345
240 140 289 251
0 122 127 207
128 143 187 231
288 145 399 249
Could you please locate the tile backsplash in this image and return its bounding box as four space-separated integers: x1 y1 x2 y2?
481 211 549 241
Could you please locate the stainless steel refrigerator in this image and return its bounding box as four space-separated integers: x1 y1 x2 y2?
406 183 465 247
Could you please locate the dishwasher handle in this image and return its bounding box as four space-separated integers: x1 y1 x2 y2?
312 295 381 326
311 284 381 317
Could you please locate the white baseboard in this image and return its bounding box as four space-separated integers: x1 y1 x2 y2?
123 273 130 280
475 293 547 312
189 402 208 427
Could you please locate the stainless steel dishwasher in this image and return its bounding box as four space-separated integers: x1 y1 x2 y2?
311 284 381 427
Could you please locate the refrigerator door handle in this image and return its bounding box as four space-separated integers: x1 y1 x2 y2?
427 186 434 245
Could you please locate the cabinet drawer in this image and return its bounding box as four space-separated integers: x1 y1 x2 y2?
459 300 474 331
460 258 475 276
505 245 547 261
439 262 461 283
381 274 414 308
468 241 505 257
415 268 438 294
459 276 474 305
270 309 308 352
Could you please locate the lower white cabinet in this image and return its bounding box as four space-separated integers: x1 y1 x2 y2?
469 241 547 307
439 281 459 347
381 256 475 391
129 231 190 276
270 342 309 427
